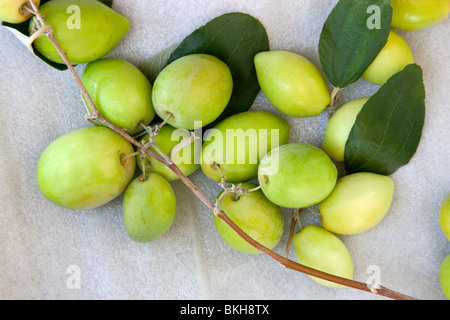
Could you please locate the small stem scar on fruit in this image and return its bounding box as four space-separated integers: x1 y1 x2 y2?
25 3 418 301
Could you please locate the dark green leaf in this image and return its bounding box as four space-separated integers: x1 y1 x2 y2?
344 64 426 176
139 44 179 83
319 0 392 88
99 0 114 8
144 12 270 129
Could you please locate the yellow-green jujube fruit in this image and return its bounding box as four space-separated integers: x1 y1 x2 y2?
0 0 40 24
82 58 155 135
440 254 450 299
137 125 201 182
322 97 369 162
30 0 129 64
258 144 338 209
293 225 354 288
201 110 291 183
363 30 415 86
123 173 177 243
213 183 285 255
254 51 331 118
152 54 233 130
391 0 450 31
440 193 450 241
318 172 395 235
36 126 136 210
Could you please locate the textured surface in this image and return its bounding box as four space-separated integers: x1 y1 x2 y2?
0 0 449 300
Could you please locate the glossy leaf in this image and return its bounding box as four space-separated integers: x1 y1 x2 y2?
344 64 426 176
139 44 179 83
319 0 392 88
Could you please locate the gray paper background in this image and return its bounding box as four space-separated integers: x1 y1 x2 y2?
0 0 449 300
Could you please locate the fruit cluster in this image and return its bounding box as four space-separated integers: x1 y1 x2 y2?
1 0 449 298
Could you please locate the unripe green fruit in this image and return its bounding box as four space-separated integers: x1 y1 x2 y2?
318 172 395 235
213 183 285 255
391 0 450 31
152 54 233 130
322 97 369 162
36 126 136 210
0 0 40 24
362 30 415 86
81 58 155 135
440 193 450 241
293 225 354 288
258 144 338 209
201 111 291 183
123 173 177 243
254 50 331 118
30 0 129 64
440 254 450 299
137 125 200 182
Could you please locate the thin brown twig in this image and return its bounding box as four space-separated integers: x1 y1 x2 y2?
285 208 301 258
25 2 418 300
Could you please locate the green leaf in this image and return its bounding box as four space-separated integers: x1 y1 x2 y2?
143 12 270 128
319 0 392 88
344 64 426 176
139 44 179 83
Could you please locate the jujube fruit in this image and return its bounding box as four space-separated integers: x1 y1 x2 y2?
152 54 234 130
254 50 331 118
82 57 155 134
213 182 285 255
201 110 290 183
36 126 136 210
30 0 129 64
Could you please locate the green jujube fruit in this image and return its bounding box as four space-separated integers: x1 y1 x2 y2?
322 97 370 162
318 172 395 235
82 57 155 135
440 193 450 241
254 51 331 118
152 54 233 130
293 225 354 288
391 0 450 31
30 0 129 64
440 254 450 299
362 30 415 86
123 173 177 243
36 126 136 210
258 143 338 209
137 125 201 182
213 183 284 255
201 110 290 183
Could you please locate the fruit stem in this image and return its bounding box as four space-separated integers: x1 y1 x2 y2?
120 151 140 164
26 3 418 301
139 123 173 165
22 1 39 17
285 208 302 258
170 132 200 163
327 87 341 119
214 183 249 211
